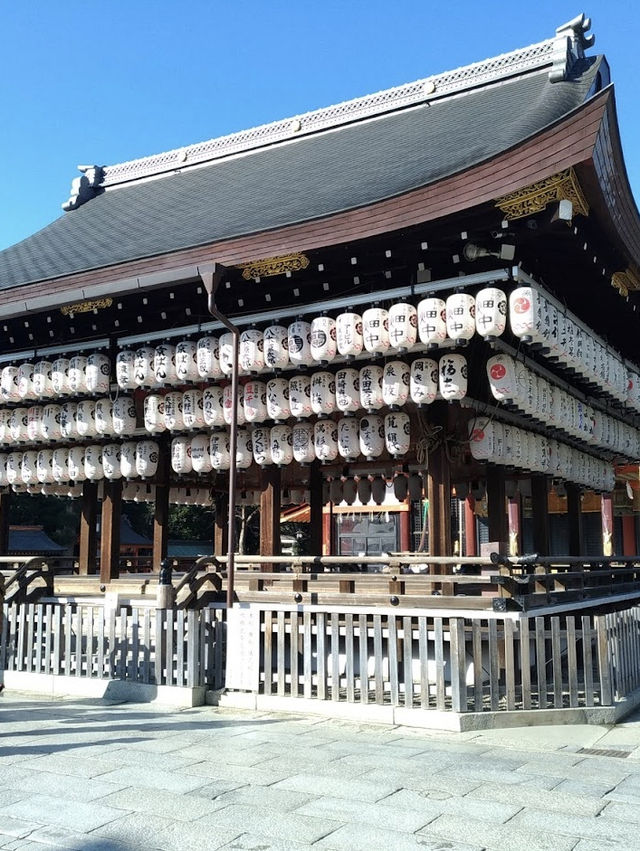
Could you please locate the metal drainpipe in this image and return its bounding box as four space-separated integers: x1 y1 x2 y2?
200 265 238 610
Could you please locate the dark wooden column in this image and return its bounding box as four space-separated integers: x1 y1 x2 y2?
601 492 614 556
214 493 229 556
464 495 476 557
487 467 508 551
427 442 451 558
260 466 281 570
566 483 584 557
0 490 11 555
308 460 323 561
531 475 550 555
100 480 122 583
153 440 170 572
507 493 522 557
78 481 98 575
622 515 636 556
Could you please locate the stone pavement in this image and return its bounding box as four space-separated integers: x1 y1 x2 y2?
2 694 640 851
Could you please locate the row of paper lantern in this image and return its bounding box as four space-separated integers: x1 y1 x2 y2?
170 413 412 474
469 417 616 491
0 441 161 486
0 354 111 403
327 472 424 506
509 286 633 407
0 397 137 446
487 354 640 461
5 481 213 506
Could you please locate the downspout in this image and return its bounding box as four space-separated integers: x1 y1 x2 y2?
200 264 238 610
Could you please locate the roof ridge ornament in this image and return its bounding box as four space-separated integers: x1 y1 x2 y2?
549 13 595 82
62 165 104 212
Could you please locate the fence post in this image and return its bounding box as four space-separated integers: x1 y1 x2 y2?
595 614 613 706
449 618 467 713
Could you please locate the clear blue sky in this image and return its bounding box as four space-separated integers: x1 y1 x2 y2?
1 1 638 252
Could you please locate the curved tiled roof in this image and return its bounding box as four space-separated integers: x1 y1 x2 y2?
0 52 603 291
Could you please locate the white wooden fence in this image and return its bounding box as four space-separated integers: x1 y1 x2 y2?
1 603 225 689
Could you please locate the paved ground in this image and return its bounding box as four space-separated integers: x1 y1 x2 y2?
2 694 640 851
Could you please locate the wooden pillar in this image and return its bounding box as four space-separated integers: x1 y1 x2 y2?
566 483 584 557
214 493 229 556
99 480 122 583
622 515 636 557
260 466 281 570
601 493 614 556
507 494 522 557
78 480 98 575
0 490 12 555
487 467 508 550
531 475 550 555
322 506 333 556
400 503 411 552
427 442 451 558
464 495 476 557
153 438 170 571
308 460 323 559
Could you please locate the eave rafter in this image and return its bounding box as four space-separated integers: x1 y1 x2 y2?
495 167 589 221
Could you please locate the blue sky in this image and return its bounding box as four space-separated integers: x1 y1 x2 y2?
1 1 638 252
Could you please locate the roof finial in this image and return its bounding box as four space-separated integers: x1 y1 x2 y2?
549 13 595 82
62 164 104 212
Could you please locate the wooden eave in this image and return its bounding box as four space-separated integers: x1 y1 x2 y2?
0 88 618 320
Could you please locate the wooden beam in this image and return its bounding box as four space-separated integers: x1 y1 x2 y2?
531 476 550 556
78 480 98 575
427 441 451 558
566 483 584 557
99 480 122 583
464 495 476 557
260 466 281 570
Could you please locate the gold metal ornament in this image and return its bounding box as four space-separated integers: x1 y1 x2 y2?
495 168 589 220
611 268 640 297
239 253 310 280
60 297 113 316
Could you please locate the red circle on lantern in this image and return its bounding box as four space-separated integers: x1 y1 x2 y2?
490 363 507 380
471 429 485 442
513 297 530 315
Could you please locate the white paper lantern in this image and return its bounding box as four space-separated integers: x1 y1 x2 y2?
519 369 539 419
310 315 337 363
50 358 70 396
446 293 476 343
0 410 9 445
439 354 468 401
68 446 87 482
224 383 246 426
154 343 177 385
51 447 69 483
21 451 38 485
134 346 155 388
120 441 137 479
32 361 53 398
417 297 447 347
36 449 54 484
203 385 224 427
26 406 43 443
243 380 267 423
270 425 293 466
84 445 103 481
266 378 291 422
314 419 339 463
210 431 232 470
8 408 27 444
175 340 199 383
357 364 383 412
487 354 518 401
219 332 235 376
288 319 314 367
468 417 494 460
251 426 272 466
68 355 87 395
6 452 22 485
292 422 315 464
86 353 111 395
1 366 19 403
188 433 211 474
388 302 417 352
336 311 364 358
362 307 389 355
92 398 111 437
102 444 122 480
197 336 222 379
335 368 360 415
509 287 543 343
162 392 182 432
76 400 96 438
236 428 253 469
135 440 159 479
113 395 137 435
289 375 312 419
116 351 136 390
39 404 61 442
239 328 264 374
263 325 289 371
337 417 360 461
475 287 507 339
182 389 205 430
385 412 411 457
409 359 438 406
382 361 410 409
17 363 35 401
311 371 336 416
359 415 384 460
142 395 164 434
58 402 77 441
